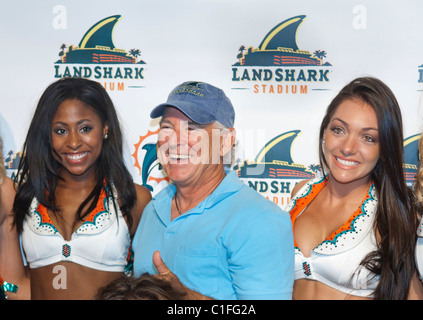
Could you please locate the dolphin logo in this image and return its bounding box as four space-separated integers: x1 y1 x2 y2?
140 143 158 191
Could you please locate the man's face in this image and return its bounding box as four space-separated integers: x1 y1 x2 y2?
156 107 226 186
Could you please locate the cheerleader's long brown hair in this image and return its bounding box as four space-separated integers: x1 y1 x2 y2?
319 77 419 299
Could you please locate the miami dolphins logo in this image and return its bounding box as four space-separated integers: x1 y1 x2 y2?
132 129 168 192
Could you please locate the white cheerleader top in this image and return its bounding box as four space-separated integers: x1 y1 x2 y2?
22 188 131 272
286 176 379 298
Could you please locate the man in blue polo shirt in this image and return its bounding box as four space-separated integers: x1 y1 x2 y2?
132 81 294 300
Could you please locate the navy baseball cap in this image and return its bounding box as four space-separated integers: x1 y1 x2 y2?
150 81 235 128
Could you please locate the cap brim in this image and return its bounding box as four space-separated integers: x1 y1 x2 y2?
150 104 169 119
150 102 214 125
150 103 194 120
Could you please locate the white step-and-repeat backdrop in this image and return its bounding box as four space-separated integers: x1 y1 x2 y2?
1 0 422 210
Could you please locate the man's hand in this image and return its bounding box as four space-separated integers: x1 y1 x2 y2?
152 250 213 300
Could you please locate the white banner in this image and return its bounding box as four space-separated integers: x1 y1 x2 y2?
1 0 422 209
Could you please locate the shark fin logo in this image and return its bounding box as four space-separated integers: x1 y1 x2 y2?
54 15 146 91
232 15 332 94
234 15 329 67
56 15 144 65
235 130 317 208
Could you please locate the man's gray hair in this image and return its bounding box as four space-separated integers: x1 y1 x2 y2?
213 121 237 168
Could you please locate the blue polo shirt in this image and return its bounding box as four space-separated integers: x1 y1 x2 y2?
132 171 294 300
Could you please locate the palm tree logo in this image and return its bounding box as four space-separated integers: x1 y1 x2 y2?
236 45 246 65
313 50 330 66
308 164 321 174
58 43 67 58
129 48 142 63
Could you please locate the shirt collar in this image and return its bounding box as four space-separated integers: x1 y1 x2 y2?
152 170 243 225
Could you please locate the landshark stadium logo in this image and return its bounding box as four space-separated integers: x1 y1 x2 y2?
232 15 332 95
404 133 420 187
4 150 21 180
54 15 146 91
234 130 317 208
